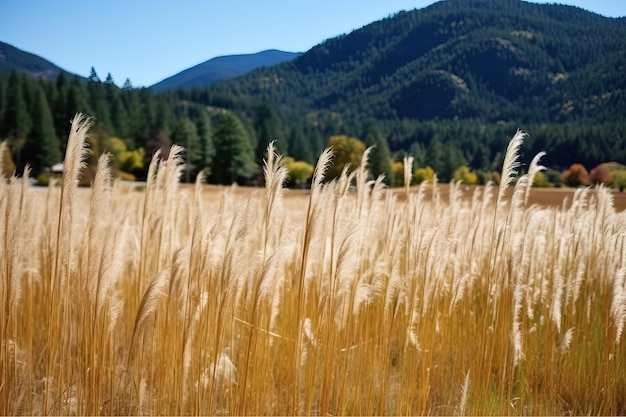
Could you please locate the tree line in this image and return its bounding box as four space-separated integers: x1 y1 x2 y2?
1 69 624 189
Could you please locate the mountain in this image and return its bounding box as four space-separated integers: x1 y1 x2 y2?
151 49 300 92
201 0 625 135
2 0 625 181
0 41 81 80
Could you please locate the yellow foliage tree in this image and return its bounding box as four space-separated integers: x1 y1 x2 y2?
286 159 314 187
413 166 435 184
532 171 551 187
453 165 479 185
390 160 405 187
106 137 145 177
325 135 365 180
1 141 16 178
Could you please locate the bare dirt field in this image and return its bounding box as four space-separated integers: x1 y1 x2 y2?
198 183 626 212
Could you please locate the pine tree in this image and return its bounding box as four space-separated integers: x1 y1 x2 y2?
88 75 113 134
25 86 61 172
122 78 133 90
364 120 392 184
104 73 115 85
52 73 69 140
110 94 130 138
195 111 215 173
287 127 314 164
172 117 201 182
211 112 256 184
67 77 91 116
0 74 7 129
88 66 100 83
254 103 284 163
3 71 31 168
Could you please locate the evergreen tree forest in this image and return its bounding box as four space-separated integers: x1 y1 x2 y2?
0 70 261 185
1 67 624 187
1 0 625 186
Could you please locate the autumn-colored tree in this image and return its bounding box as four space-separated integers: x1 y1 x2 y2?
390 160 405 187
413 166 435 184
453 165 479 185
532 171 552 187
285 158 314 188
589 164 613 186
145 128 172 165
486 171 501 185
562 163 590 187
106 137 145 177
0 141 16 178
325 135 366 180
613 171 626 192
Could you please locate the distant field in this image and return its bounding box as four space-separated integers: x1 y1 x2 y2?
199 183 626 212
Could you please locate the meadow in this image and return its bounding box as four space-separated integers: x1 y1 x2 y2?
2 115 625 415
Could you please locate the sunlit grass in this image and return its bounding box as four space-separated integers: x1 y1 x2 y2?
1 116 625 415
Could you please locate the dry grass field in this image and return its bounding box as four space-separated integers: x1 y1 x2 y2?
221 183 626 212
2 116 625 415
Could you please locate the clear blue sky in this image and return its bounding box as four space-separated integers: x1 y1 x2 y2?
1 0 623 87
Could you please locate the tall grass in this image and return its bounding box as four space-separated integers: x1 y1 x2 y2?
1 115 625 415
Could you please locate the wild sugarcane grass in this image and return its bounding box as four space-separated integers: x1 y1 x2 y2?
1 116 626 415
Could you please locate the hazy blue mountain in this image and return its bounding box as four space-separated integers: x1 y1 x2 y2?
150 49 300 92
0 41 82 80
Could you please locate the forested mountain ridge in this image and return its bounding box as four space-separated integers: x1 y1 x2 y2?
151 50 301 92
0 41 82 81
175 0 625 174
1 0 625 186
204 0 625 126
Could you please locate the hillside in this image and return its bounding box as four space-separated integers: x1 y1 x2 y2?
151 49 300 92
0 41 81 80
2 0 625 184
190 0 625 167
205 0 624 123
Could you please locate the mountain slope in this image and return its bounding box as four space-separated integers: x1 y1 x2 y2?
0 41 80 80
205 0 625 126
151 49 300 92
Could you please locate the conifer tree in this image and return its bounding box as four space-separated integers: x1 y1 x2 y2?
3 71 31 168
364 120 392 184
254 103 284 163
172 117 201 182
211 112 256 184
25 86 61 172
287 127 314 164
195 111 215 173
88 66 100 83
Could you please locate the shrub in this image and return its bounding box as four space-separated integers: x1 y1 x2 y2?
532 171 552 187
390 160 405 187
562 163 590 187
589 164 613 185
545 169 563 187
35 172 51 186
325 135 366 180
452 165 479 185
413 166 435 184
286 159 314 187
613 171 626 191
1 141 16 178
486 170 501 184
